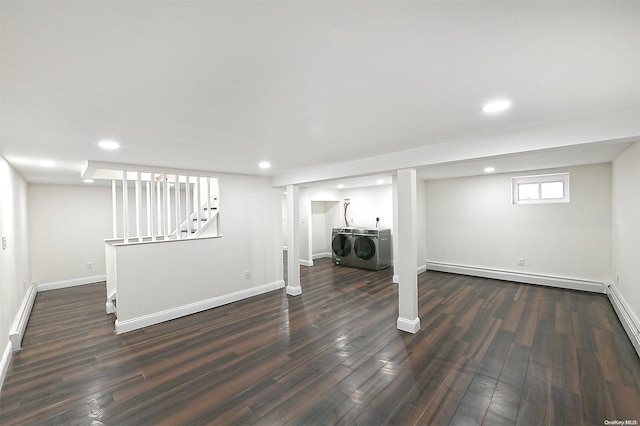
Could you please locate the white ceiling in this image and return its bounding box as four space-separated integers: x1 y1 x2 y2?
1 1 638 187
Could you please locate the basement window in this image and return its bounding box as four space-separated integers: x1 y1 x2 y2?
512 173 570 204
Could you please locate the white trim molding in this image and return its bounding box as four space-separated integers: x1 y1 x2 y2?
425 261 605 294
299 259 314 267
1 342 11 391
115 280 285 334
37 274 107 292
397 317 421 334
312 252 332 260
607 283 640 357
9 282 37 351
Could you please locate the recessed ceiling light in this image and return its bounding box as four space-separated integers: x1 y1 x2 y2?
484 167 495 173
83 179 94 184
338 184 345 189
376 179 385 185
98 140 120 150
259 161 271 169
482 99 511 114
38 160 56 168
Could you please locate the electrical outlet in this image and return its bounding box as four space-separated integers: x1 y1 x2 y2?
244 270 250 279
87 262 93 269
518 258 525 267
2 236 6 250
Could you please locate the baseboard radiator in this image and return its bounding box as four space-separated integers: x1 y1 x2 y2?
425 261 605 294
607 283 640 357
8 283 37 351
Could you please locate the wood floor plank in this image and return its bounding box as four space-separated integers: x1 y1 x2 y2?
1 261 639 425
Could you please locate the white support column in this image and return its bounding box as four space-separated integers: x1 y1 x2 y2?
150 178 157 241
286 185 302 296
392 175 399 283
175 175 181 239
122 171 129 244
135 172 142 241
111 179 118 239
396 168 420 334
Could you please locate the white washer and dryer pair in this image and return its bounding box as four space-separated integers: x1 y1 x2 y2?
331 227 391 271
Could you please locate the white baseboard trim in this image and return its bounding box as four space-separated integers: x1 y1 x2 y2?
37 274 107 292
607 283 640 357
397 316 421 334
425 261 605 294
9 282 37 351
312 252 332 260
300 259 313 267
392 265 427 284
0 341 11 391
115 279 286 335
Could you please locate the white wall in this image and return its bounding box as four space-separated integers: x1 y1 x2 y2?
341 185 393 230
612 141 640 322
425 164 612 282
28 184 112 285
311 201 340 257
0 156 30 356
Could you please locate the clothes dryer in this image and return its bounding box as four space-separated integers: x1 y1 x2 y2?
331 227 355 267
352 228 391 270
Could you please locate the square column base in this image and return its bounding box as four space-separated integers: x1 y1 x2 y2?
286 285 302 296
397 316 421 334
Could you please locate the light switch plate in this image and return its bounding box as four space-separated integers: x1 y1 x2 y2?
2 236 7 250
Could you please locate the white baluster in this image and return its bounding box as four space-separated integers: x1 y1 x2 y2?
122 171 129 244
146 181 151 237
207 177 211 222
163 174 169 237
150 178 157 241
175 174 181 239
111 179 117 239
196 176 201 232
135 172 142 241
156 176 162 237
185 176 192 238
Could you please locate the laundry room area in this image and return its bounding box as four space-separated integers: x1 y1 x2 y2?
282 178 395 271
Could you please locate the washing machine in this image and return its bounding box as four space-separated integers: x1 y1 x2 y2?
352 228 391 270
331 227 355 267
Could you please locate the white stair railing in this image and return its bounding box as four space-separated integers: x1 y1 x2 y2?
110 172 219 243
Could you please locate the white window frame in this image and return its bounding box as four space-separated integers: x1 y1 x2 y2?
511 172 570 204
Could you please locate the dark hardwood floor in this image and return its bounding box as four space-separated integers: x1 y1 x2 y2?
2 258 640 425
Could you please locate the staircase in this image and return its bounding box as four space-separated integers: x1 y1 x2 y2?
85 163 221 318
